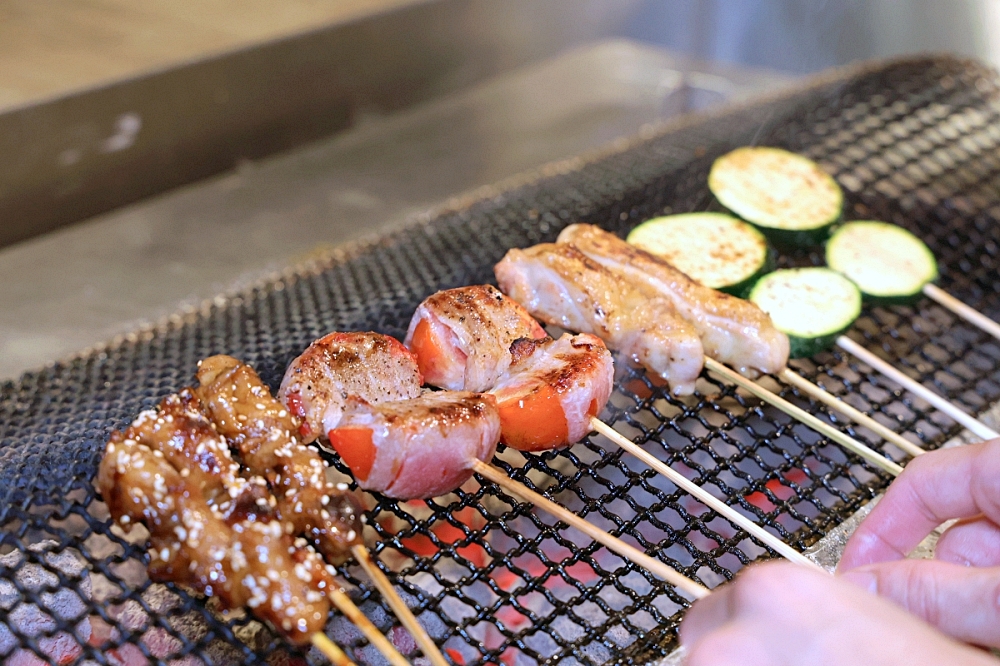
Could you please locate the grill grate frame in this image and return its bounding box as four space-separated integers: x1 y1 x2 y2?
2 55 1000 666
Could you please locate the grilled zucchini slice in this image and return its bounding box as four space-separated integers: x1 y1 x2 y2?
749 267 861 358
708 146 843 247
826 221 938 304
627 212 773 297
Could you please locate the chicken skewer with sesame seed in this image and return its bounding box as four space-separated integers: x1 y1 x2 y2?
195 355 366 565
96 392 354 664
195 354 441 666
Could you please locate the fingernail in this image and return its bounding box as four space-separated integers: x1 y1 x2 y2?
841 569 877 594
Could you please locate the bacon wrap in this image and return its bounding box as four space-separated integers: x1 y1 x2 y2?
405 285 547 392
490 333 614 451
279 331 422 443
328 391 501 499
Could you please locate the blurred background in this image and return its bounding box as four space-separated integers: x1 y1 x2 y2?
1 0 997 379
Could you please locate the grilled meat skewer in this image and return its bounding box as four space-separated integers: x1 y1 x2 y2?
557 223 790 377
195 355 365 565
98 399 334 645
495 242 705 395
404 284 547 392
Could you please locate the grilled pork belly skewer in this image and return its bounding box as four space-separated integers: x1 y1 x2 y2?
195 354 433 666
558 223 789 377
546 225 917 466
407 286 816 567
282 331 710 599
492 243 705 395
558 224 933 455
496 238 904 476
96 394 354 665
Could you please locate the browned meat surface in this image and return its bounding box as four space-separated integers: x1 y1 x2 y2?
121 390 241 506
495 242 705 395
97 403 333 645
490 333 614 451
557 224 790 376
328 391 500 499
279 331 422 443
404 285 547 391
196 355 364 565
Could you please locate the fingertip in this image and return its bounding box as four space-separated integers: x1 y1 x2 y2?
839 567 878 594
935 517 1000 567
838 529 906 572
679 583 734 650
683 624 768 666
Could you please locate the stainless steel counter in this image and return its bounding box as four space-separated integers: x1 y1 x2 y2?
0 40 792 380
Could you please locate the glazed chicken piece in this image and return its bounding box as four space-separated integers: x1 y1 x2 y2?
558 224 790 376
495 243 705 395
491 334 614 451
98 403 333 645
327 391 501 499
279 332 423 443
119 390 242 506
405 284 547 392
196 355 365 565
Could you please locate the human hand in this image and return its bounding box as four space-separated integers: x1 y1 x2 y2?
679 561 994 665
839 439 1000 647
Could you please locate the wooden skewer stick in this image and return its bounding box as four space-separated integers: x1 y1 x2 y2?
923 283 1000 342
588 418 819 569
311 633 357 666
471 460 710 599
351 544 449 666
836 336 1000 441
328 587 412 666
703 358 904 476
777 368 925 458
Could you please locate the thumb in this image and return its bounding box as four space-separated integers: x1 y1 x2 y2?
841 559 1000 648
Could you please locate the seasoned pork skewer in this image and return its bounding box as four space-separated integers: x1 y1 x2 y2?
96 397 343 655
557 223 790 377
494 243 705 395
282 330 709 597
195 354 441 666
195 355 365 564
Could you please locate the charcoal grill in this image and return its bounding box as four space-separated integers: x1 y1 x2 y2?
3 55 1000 666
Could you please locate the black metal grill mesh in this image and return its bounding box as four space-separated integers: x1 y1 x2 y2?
3 55 1000 666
